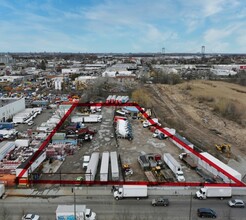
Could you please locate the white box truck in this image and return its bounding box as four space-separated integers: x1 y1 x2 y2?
56 205 96 220
163 153 185 182
113 185 148 200
195 186 232 200
0 183 5 198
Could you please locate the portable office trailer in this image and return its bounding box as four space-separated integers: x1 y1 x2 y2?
110 151 119 180
100 151 109 181
85 152 100 181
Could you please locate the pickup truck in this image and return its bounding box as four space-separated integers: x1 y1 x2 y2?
152 197 169 207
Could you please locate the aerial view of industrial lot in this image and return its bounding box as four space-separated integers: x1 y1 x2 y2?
0 0 246 220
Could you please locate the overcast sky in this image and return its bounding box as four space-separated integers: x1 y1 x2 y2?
0 0 245 53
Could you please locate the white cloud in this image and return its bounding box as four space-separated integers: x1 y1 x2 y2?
0 0 245 52
204 23 242 43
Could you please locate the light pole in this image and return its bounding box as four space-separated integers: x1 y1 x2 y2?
189 192 193 220
72 187 76 220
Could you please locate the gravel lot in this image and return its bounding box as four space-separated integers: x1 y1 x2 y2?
36 105 205 187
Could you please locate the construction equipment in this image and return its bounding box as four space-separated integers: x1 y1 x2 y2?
122 164 133 176
215 144 231 158
152 166 165 182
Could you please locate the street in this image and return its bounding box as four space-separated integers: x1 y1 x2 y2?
0 194 245 220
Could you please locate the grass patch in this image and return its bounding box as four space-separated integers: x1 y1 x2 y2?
197 95 214 103
213 98 245 124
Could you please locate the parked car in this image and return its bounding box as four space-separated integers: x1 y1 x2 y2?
152 197 169 207
228 199 245 208
75 176 84 186
22 214 40 220
197 208 216 218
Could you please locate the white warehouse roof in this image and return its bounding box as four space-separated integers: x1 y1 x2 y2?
0 141 15 161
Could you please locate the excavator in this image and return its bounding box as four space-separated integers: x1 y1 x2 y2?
215 144 231 158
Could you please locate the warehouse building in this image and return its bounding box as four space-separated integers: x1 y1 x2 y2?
0 141 15 161
0 98 25 122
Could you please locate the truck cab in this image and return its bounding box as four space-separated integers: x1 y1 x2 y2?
176 170 185 182
196 188 206 199
113 188 123 200
85 208 96 220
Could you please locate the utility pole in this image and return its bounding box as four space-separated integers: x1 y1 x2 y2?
72 187 76 219
189 192 193 220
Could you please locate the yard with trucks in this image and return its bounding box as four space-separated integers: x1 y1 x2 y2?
35 81 246 187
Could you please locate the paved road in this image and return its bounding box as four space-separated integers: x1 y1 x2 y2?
1 192 245 220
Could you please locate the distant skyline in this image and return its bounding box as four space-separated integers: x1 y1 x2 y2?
0 0 245 53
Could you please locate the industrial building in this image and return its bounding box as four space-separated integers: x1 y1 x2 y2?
0 98 25 122
0 141 15 161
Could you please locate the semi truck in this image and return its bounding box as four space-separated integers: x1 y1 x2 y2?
195 186 232 200
113 185 148 200
163 153 185 182
179 153 197 169
56 204 96 220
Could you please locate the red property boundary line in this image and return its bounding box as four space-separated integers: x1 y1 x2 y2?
17 102 245 187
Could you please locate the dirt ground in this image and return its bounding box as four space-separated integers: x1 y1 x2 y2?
144 81 246 182
38 81 246 187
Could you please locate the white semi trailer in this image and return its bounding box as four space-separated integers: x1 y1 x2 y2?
100 151 109 181
163 153 185 182
113 185 148 200
110 151 119 180
196 186 232 200
85 152 100 181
